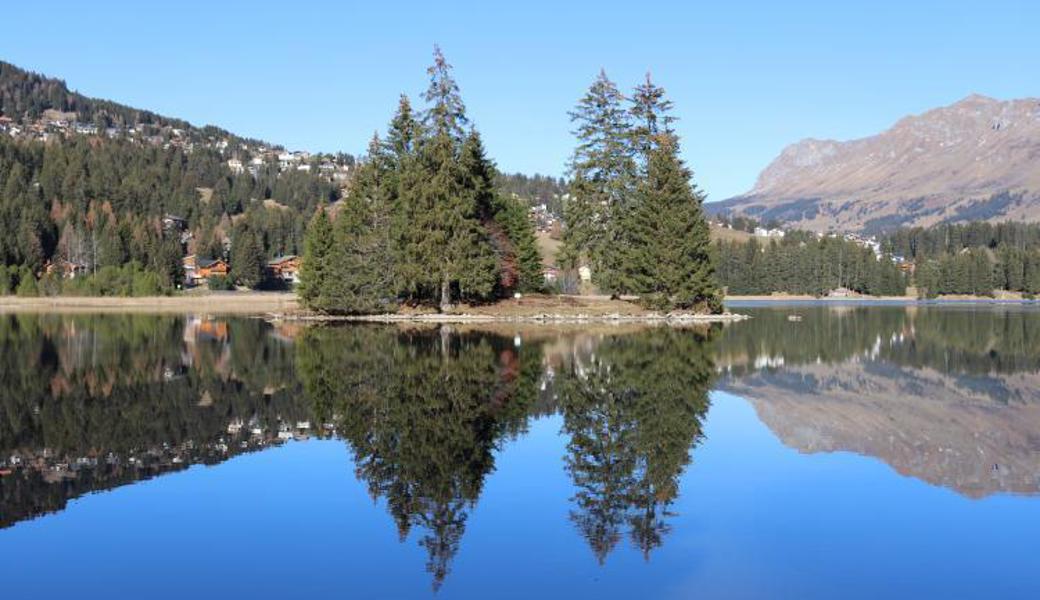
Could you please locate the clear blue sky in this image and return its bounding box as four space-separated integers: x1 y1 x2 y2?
2 0 1037 201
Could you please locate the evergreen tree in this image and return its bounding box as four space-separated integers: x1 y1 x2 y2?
629 72 676 162
416 47 498 310
620 134 719 311
230 224 264 288
562 70 636 290
317 156 397 314
462 130 544 294
298 206 333 307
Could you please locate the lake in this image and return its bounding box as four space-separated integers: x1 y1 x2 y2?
1 306 1039 598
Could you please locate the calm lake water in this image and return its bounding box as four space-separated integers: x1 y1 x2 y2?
1 306 1039 598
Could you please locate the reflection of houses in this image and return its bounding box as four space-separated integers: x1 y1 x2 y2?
181 316 232 374
183 255 229 287
267 255 300 284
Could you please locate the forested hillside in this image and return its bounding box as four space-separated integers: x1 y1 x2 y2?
0 61 351 294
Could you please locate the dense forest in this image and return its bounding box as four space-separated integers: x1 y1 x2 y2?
884 221 1040 296
0 133 339 294
0 61 352 295
715 220 1040 298
715 234 908 296
298 48 544 314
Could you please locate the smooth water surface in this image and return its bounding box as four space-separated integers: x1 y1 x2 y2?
1 307 1039 598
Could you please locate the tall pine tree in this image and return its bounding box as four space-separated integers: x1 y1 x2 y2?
562 70 636 293
416 46 498 310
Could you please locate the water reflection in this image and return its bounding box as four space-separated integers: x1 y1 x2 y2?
297 325 715 587
1 306 1040 589
716 306 1040 498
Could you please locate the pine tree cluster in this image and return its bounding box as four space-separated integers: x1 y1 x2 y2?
561 72 720 312
299 48 543 314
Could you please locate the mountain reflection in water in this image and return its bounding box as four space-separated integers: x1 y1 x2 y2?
1 306 1039 590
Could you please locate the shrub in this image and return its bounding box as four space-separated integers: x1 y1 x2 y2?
16 269 38 297
207 275 235 291
132 271 163 296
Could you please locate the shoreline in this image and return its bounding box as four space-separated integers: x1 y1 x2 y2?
280 312 749 324
1 291 1035 318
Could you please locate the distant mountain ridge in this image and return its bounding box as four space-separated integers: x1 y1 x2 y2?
710 94 1040 233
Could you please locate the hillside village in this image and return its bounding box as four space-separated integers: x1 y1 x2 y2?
0 108 355 184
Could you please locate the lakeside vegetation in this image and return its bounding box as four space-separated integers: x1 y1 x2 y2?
5 56 1040 307
298 52 720 314
715 220 1040 299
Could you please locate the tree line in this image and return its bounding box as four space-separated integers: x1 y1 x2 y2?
298 48 544 314
715 235 908 297
560 72 719 311
882 221 1040 297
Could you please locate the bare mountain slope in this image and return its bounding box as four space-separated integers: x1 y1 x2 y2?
711 95 1040 233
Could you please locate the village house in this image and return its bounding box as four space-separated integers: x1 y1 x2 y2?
227 158 244 175
183 255 229 287
267 255 301 284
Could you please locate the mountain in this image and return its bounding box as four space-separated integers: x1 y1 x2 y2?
710 94 1040 233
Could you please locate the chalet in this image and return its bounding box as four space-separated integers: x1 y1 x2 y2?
198 258 228 279
578 265 592 282
267 255 301 284
828 287 855 298
543 266 560 283
183 255 228 286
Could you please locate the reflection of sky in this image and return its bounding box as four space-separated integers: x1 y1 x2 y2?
3 392 1039 599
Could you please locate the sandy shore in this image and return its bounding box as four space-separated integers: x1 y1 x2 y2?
0 292 299 314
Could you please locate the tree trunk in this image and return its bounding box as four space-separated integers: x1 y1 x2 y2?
440 275 452 313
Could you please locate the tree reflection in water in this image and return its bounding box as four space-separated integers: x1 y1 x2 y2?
296 324 717 586
555 328 716 562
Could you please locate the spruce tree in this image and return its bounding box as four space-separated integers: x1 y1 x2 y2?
230 224 264 288
562 70 636 292
621 134 719 311
320 182 396 315
298 205 333 307
416 47 497 310
629 73 676 161
462 130 545 294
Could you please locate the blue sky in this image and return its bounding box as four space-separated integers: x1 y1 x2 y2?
2 0 1037 200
